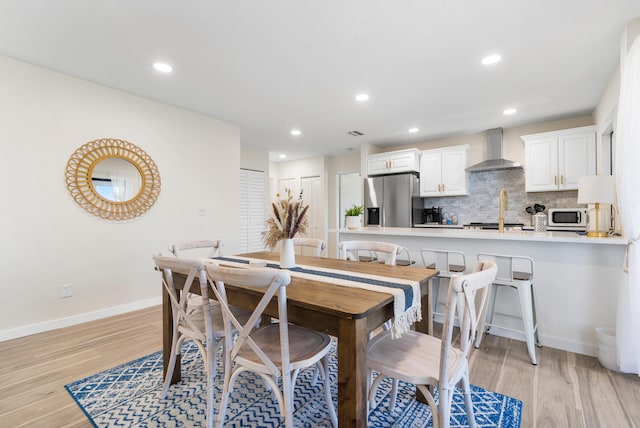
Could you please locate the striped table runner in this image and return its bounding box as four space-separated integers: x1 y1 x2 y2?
212 256 422 338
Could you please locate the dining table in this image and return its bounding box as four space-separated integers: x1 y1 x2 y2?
162 251 438 427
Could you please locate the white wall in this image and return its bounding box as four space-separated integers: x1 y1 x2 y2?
0 55 241 339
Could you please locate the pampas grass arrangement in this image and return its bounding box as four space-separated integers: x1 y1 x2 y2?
262 188 309 250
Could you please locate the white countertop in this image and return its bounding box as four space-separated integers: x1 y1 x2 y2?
331 226 627 245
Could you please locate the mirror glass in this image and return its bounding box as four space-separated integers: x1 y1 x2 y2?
91 157 142 202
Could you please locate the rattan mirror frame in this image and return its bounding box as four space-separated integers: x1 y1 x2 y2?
65 138 161 220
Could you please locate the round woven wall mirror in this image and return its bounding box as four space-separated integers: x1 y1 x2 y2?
65 138 161 220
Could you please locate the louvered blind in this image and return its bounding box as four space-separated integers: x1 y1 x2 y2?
240 169 266 252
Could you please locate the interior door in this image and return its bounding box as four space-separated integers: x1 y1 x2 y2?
300 176 323 240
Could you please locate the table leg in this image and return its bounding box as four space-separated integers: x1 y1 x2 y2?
337 317 368 428
413 278 433 403
162 282 181 384
414 278 433 335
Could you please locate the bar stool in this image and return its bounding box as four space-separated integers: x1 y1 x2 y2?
396 247 416 267
474 253 541 365
419 249 467 318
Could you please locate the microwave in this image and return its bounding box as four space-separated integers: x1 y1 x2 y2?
548 208 587 228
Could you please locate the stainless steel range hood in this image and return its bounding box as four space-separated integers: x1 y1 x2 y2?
465 128 522 172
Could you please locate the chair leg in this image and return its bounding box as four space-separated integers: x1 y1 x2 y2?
531 283 542 348
517 282 538 365
438 386 452 428
161 327 182 398
321 356 338 427
460 366 476 428
389 378 399 412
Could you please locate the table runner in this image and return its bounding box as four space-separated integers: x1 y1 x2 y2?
212 256 422 338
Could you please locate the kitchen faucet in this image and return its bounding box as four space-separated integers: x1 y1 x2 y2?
499 188 508 233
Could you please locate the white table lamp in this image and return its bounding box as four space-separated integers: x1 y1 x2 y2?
577 175 617 237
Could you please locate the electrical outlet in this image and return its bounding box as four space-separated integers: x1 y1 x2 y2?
61 284 72 298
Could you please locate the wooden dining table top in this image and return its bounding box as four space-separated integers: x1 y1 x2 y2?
231 251 435 320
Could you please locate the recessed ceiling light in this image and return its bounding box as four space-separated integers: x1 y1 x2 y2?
153 62 173 73
355 93 370 102
290 129 301 136
408 127 419 133
481 54 501 65
279 154 287 159
503 108 517 115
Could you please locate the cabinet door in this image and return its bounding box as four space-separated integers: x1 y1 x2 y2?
419 151 442 197
559 131 596 190
441 148 468 195
388 151 418 173
367 154 389 176
525 137 559 192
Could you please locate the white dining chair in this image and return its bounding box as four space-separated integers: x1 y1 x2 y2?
367 260 497 428
205 262 337 428
339 240 402 265
169 239 224 258
292 237 326 257
152 255 222 428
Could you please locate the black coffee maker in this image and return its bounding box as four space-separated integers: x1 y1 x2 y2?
422 206 442 224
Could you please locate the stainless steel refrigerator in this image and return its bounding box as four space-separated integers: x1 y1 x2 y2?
364 173 422 227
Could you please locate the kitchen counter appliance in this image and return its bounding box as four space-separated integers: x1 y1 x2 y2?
422 206 443 224
548 208 587 228
364 172 422 227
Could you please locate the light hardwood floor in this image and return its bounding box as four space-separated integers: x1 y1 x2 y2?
1 306 639 427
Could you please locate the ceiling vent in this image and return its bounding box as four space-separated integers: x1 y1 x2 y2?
347 130 364 136
465 128 522 172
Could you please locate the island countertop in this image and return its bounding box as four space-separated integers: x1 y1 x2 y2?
329 226 627 245
329 226 627 358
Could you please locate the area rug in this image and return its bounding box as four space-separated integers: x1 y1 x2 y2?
65 340 522 427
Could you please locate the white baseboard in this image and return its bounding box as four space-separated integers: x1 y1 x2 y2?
432 314 598 357
0 297 162 342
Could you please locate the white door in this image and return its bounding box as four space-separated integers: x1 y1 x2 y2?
278 178 298 199
300 176 323 240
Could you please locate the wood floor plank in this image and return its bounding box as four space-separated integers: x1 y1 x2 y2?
534 347 585 428
574 353 632 427
1 305 640 427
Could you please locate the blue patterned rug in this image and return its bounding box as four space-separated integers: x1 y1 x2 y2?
65 340 522 427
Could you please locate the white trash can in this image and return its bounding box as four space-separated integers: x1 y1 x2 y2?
595 327 621 372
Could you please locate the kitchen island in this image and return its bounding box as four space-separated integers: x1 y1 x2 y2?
330 226 627 357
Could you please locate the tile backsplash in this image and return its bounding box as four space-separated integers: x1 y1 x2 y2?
422 169 583 225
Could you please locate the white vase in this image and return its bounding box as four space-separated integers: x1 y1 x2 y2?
345 215 361 230
280 238 296 269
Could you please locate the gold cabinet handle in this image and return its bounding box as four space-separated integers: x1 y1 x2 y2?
561 175 564 185
442 183 445 192
554 176 557 185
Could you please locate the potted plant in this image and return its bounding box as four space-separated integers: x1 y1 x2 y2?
344 204 364 230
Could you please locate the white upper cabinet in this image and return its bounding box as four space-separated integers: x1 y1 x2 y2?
367 148 420 176
419 145 469 197
523 126 596 192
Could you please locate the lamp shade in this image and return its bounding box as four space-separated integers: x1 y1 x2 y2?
577 175 617 205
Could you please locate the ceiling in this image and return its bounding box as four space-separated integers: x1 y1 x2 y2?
1 1 639 162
